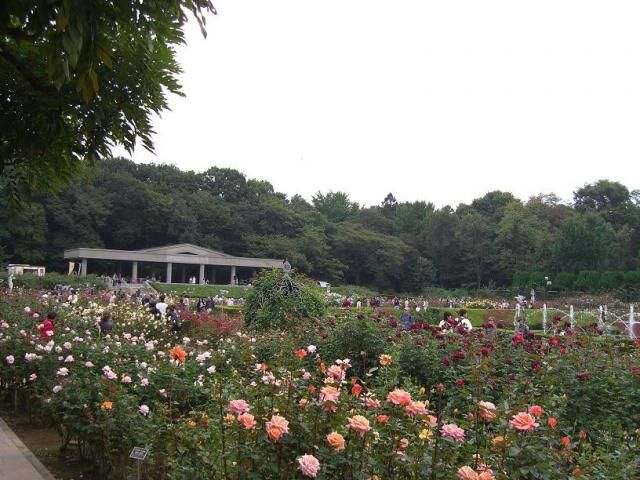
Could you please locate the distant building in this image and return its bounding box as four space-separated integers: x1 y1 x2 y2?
7 264 46 277
64 243 282 285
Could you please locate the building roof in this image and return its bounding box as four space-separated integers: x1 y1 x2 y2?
64 244 282 269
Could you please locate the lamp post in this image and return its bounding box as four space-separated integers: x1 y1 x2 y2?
544 276 552 304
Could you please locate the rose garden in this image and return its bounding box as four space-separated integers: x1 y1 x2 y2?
0 272 639 479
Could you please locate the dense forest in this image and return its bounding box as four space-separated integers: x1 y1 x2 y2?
1 157 639 293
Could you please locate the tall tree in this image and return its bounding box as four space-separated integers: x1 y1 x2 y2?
0 0 215 205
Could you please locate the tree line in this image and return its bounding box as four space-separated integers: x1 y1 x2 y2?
1 157 639 293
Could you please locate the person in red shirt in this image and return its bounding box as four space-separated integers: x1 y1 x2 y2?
39 311 56 339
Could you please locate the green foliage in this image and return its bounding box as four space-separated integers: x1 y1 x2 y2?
553 272 576 291
2 158 639 295
244 269 325 329
0 0 216 205
574 270 601 292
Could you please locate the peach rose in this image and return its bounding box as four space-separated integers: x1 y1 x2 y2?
387 388 411 406
406 400 427 416
376 414 389 424
547 416 558 428
509 412 539 432
379 354 393 366
326 432 346 451
457 466 478 480
266 414 289 441
491 435 510 451
237 413 256 430
478 401 497 422
297 454 321 477
346 415 371 436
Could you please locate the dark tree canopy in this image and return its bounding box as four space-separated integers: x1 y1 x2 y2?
1 158 639 294
0 0 216 205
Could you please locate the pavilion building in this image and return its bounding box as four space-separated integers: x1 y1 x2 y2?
63 243 282 285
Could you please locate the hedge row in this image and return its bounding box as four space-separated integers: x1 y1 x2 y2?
513 270 640 292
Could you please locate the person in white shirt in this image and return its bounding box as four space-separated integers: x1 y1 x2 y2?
457 309 473 332
155 295 168 317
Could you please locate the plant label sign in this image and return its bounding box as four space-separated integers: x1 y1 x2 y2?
129 447 148 460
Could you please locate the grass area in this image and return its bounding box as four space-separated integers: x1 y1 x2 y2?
330 285 378 297
150 283 250 298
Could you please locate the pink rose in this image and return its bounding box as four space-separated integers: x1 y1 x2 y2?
227 399 251 415
237 413 257 430
441 423 465 442
387 388 411 406
509 412 539 431
297 454 320 478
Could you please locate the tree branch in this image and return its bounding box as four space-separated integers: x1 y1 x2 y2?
0 41 56 95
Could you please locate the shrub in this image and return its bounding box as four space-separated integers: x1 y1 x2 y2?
553 272 576 291
244 269 325 329
574 270 601 291
599 271 625 290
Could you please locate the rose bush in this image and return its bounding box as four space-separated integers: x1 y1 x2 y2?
0 290 638 479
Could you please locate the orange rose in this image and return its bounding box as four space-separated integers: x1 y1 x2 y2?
478 472 496 480
351 384 363 396
528 405 544 417
326 432 346 451
187 420 197 428
266 415 289 441
376 414 389 424
101 401 113 410
547 417 558 428
170 346 186 363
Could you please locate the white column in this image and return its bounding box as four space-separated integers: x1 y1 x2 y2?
199 264 205 284
81 258 87 277
230 266 236 285
132 261 138 283
166 263 173 283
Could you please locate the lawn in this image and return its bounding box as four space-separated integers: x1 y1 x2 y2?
150 283 250 298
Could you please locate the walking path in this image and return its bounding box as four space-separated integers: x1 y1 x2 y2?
0 417 55 480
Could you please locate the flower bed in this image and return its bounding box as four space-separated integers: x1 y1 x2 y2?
0 291 639 479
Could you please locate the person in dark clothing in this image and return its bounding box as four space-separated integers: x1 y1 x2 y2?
167 305 182 332
100 309 113 334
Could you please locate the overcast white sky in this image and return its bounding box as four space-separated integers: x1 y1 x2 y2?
119 0 640 208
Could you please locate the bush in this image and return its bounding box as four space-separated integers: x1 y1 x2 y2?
574 270 601 291
244 269 326 329
553 272 576 291
599 270 625 290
